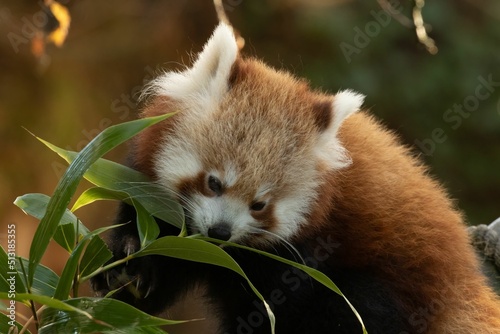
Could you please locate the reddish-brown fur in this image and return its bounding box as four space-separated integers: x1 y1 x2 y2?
135 48 500 332
301 112 500 333
134 96 178 177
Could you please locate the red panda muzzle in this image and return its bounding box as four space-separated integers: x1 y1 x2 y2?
207 222 232 241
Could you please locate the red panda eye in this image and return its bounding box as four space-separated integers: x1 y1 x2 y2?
208 175 223 195
250 201 266 212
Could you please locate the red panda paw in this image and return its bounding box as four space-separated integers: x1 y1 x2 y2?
90 237 159 303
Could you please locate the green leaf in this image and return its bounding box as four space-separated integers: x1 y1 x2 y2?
28 114 170 287
39 297 182 334
41 142 184 229
0 312 29 334
19 257 59 298
72 187 160 247
134 236 276 333
14 193 89 252
104 327 168 334
71 187 129 212
0 292 89 313
0 245 26 295
198 237 367 334
14 193 87 230
79 236 113 279
134 199 160 248
54 225 119 300
0 246 59 298
53 223 77 252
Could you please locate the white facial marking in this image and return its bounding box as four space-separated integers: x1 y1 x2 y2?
224 163 239 187
255 184 273 199
274 195 313 239
191 194 256 242
155 140 202 190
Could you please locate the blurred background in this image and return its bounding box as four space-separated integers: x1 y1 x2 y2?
0 0 499 332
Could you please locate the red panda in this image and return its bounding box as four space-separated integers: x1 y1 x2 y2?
92 23 500 333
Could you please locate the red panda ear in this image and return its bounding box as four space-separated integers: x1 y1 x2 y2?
144 23 238 113
314 90 365 169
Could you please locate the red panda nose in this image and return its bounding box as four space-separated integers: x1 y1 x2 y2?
207 223 232 241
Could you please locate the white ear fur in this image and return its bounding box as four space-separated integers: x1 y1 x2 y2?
315 89 365 169
331 90 365 135
146 23 238 112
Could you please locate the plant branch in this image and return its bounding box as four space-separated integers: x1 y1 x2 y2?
80 256 133 283
19 260 39 331
213 0 245 50
412 0 438 54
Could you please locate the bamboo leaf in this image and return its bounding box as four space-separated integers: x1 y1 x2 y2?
0 312 30 334
14 193 89 252
27 114 170 287
134 236 276 333
0 292 88 313
79 236 113 279
72 187 160 247
0 245 26 295
0 246 59 298
134 199 160 248
18 257 60 298
53 223 77 252
54 225 119 300
39 297 183 334
71 187 129 212
197 237 367 333
40 141 184 229
15 193 87 231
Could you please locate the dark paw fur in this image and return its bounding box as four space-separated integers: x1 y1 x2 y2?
91 236 158 304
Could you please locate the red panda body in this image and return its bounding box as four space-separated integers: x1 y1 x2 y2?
327 113 500 333
92 24 500 333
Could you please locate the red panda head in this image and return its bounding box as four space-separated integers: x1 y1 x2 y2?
136 23 364 246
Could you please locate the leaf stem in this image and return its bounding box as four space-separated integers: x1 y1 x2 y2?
19 305 46 334
72 219 81 298
19 260 39 330
80 255 133 283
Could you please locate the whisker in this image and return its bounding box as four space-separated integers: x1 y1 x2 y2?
115 181 196 213
248 227 306 265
